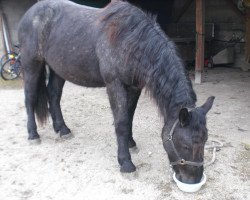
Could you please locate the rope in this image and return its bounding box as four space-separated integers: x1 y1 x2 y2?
168 139 223 181
204 139 223 166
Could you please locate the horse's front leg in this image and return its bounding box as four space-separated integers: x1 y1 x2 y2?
106 80 136 173
127 87 141 148
47 70 71 138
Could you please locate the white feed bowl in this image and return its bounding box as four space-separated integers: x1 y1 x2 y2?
173 172 207 193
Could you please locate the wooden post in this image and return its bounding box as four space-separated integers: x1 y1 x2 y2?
195 0 205 84
245 9 250 63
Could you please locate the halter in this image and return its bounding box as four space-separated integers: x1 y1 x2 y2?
164 120 204 167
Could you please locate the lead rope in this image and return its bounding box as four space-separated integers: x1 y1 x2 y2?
169 139 224 181
204 139 223 166
167 119 223 180
167 120 224 167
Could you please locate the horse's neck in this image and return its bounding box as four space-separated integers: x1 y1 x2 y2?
139 53 196 121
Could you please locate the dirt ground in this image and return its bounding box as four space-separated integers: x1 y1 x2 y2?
0 67 249 200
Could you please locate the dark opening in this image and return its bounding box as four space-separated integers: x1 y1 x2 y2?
70 0 174 29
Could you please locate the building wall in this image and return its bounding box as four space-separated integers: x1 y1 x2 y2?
0 0 36 55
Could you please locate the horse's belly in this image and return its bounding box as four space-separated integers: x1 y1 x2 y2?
49 62 106 87
65 72 105 87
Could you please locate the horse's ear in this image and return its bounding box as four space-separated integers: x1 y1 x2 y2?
201 96 215 114
179 108 190 127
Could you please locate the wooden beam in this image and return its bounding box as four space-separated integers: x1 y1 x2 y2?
245 8 250 63
195 0 205 84
175 0 194 23
225 0 245 22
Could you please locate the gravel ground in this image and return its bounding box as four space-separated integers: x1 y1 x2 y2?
0 67 249 200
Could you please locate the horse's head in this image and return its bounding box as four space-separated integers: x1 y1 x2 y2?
162 96 215 184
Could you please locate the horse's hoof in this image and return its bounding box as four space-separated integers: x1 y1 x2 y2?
128 139 136 148
28 138 41 145
59 126 71 137
120 161 136 173
60 132 74 140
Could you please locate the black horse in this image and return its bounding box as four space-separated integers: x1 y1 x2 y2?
18 0 214 183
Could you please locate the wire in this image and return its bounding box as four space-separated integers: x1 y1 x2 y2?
204 139 223 166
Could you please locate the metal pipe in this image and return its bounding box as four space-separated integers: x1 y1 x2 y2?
1 13 11 53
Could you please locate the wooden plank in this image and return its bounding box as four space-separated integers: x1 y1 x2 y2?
225 0 245 22
195 0 205 84
175 0 194 23
245 8 250 63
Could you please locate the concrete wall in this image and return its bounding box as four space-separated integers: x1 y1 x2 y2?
0 0 36 55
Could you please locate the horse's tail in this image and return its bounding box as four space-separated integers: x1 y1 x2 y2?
34 65 49 125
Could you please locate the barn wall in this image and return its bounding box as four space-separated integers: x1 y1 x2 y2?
170 0 248 70
174 0 242 23
0 0 36 55
172 0 244 39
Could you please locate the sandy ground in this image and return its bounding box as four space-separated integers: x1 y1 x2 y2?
0 67 249 200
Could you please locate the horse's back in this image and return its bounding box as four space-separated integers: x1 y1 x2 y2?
18 0 150 88
18 0 106 87
18 0 100 51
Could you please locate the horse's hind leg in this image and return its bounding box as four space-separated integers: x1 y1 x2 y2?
47 69 71 138
107 80 136 173
23 60 48 144
127 87 141 148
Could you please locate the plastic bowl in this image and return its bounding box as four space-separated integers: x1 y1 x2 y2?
173 172 207 193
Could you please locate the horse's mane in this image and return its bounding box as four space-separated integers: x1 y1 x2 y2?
100 1 197 119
